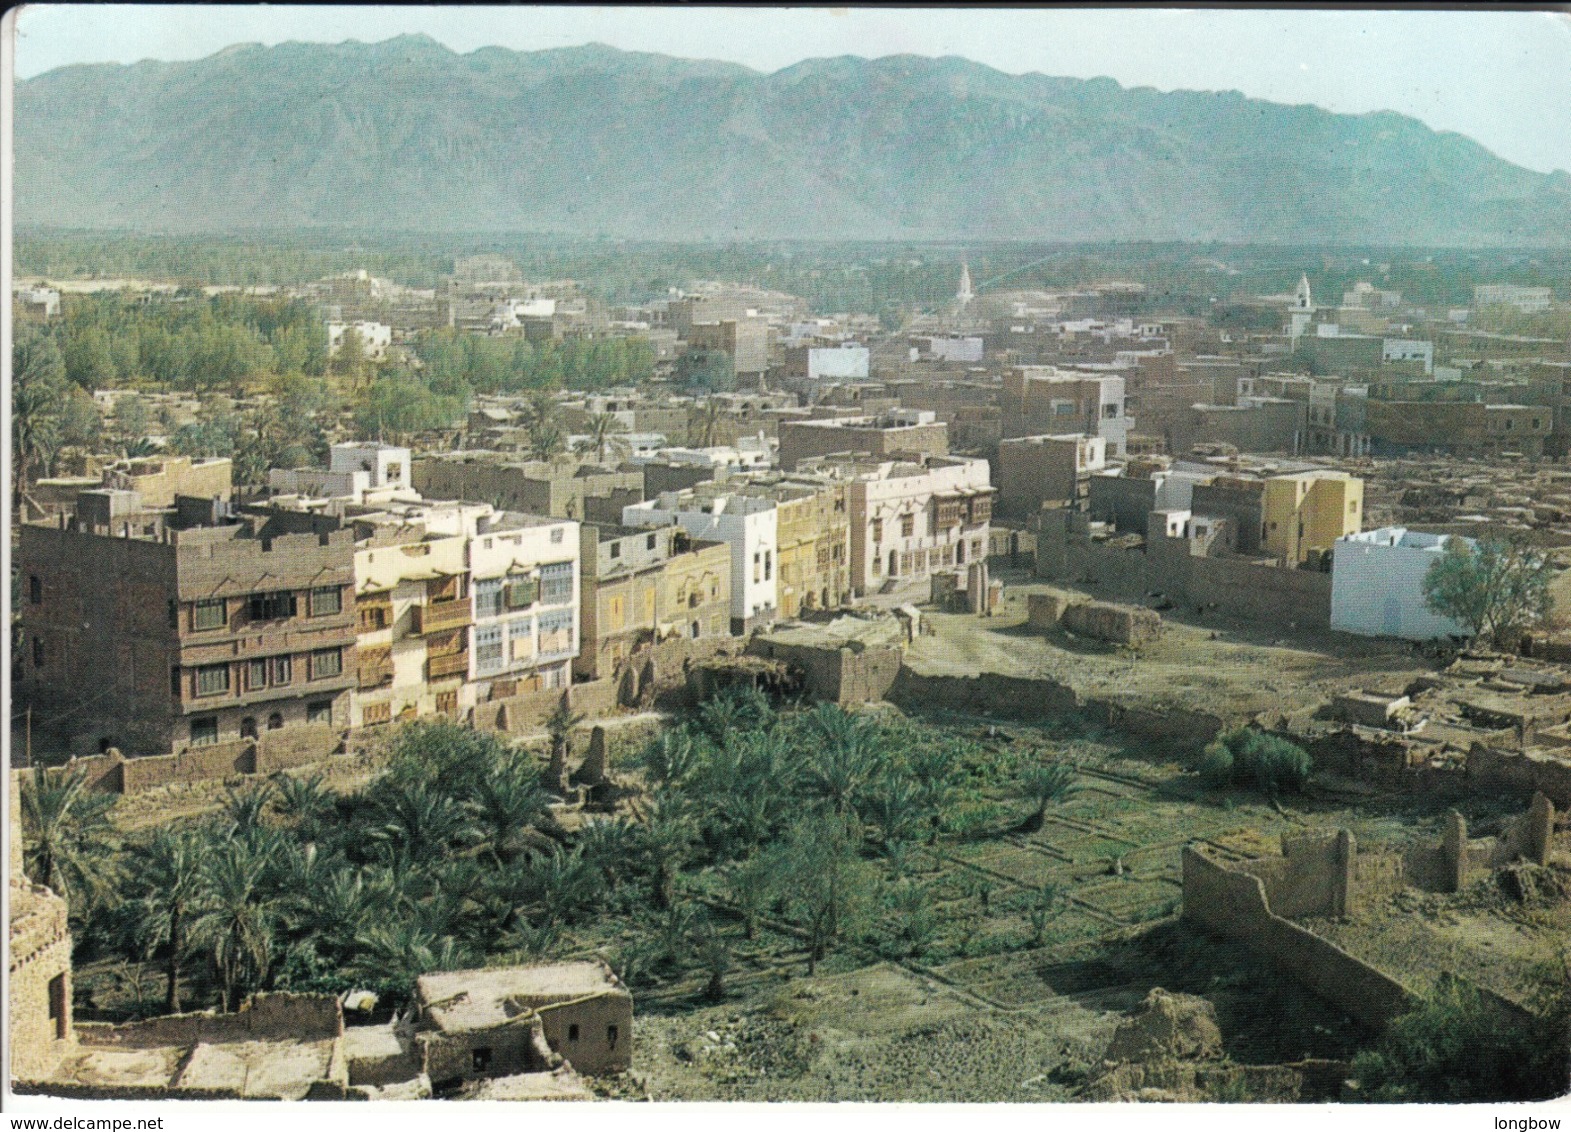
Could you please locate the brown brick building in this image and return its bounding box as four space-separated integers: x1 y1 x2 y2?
18 502 357 758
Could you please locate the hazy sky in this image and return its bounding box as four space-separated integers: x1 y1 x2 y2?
14 6 1571 174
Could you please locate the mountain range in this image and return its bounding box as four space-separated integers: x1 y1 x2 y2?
17 35 1571 245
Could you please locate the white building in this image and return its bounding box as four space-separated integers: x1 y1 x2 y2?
269 443 416 503
327 320 393 359
1331 528 1472 641
802 454 994 596
1382 338 1434 375
1473 285 1553 314
807 345 871 381
912 335 985 364
624 489 779 633
466 512 581 697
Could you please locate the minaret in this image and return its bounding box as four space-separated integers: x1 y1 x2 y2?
957 263 974 308
1295 273 1313 311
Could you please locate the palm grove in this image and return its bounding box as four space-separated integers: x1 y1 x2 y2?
11 290 657 502
19 688 1082 1017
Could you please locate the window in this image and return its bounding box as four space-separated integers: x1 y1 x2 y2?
32 637 43 667
48 974 67 1040
310 586 342 617
764 550 772 581
647 534 657 550
871 519 883 543
609 541 621 559
270 656 293 685
190 716 219 747
901 514 914 538
267 713 284 731
307 701 333 725
386 461 402 482
193 598 226 631
240 717 258 740
475 578 505 619
568 1024 580 1043
28 575 41 604
753 553 761 584
248 659 268 691
607 1025 619 1049
608 593 626 630
538 611 574 657
359 603 388 631
476 625 505 674
310 649 342 680
509 618 535 662
539 563 573 605
472 1047 493 1072
550 527 565 544
195 664 230 697
506 575 538 609
249 592 296 621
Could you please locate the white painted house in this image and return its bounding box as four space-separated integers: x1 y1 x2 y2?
1331 527 1472 641
624 488 778 633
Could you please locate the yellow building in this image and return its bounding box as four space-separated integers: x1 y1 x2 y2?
1262 470 1363 565
659 535 732 643
773 480 851 619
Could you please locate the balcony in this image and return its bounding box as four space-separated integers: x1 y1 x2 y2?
357 662 395 690
426 651 470 681
413 600 472 635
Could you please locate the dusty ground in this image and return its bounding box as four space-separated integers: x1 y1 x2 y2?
906 568 1428 721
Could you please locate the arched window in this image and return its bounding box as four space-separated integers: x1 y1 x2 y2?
267 713 284 731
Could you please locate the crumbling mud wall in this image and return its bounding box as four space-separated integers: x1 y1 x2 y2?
746 638 903 707
55 725 343 797
1181 847 1419 1029
1061 600 1163 646
74 993 344 1049
888 669 1081 720
1467 745 1571 806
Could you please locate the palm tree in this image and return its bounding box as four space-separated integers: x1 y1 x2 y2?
578 412 628 465
189 838 280 1010
369 780 482 863
640 793 697 910
1016 760 1079 833
724 855 774 941
223 781 277 836
12 332 67 506
577 816 640 890
528 422 567 464
803 705 884 816
866 773 923 851
527 843 599 926
690 917 733 1002
271 771 337 835
688 398 724 448
1028 883 1064 947
470 753 549 862
545 701 585 788
642 729 701 788
126 828 205 1012
19 766 120 910
349 922 475 1004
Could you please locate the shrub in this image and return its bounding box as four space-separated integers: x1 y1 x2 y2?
1197 729 1313 796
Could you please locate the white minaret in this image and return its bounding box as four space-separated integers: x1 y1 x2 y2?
957 263 974 308
1295 273 1313 311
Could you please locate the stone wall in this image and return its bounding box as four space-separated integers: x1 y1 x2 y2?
1181 846 1420 1030
1061 600 1163 646
61 726 342 797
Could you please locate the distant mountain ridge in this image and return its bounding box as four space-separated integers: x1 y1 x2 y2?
17 35 1571 244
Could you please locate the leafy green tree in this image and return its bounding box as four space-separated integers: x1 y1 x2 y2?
1350 975 1569 1102
59 388 104 450
189 836 280 1010
113 393 151 445
769 812 877 975
1016 759 1078 833
126 828 205 1012
1422 534 1554 647
62 324 118 389
13 331 69 500
19 766 121 913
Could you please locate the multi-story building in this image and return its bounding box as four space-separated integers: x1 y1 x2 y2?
688 318 771 382
348 505 485 728
18 499 357 757
270 442 415 504
744 475 852 620
1001 367 1129 456
1331 528 1472 641
575 523 732 679
624 488 779 634
802 455 994 596
996 434 1107 519
412 453 644 522
1474 284 1553 315
1261 471 1365 566
778 410 949 471
466 513 581 700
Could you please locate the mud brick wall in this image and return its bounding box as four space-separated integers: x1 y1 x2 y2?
1061 600 1163 646
746 639 903 707
255 725 341 774
475 687 571 735
888 669 1080 719
119 740 256 792
1466 745 1571 806
10 1081 243 1101
1229 831 1354 920
8 890 75 1080
571 677 620 720
76 994 342 1049
1181 847 1418 1029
